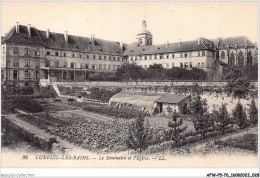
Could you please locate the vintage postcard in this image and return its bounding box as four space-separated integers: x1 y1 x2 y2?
1 1 258 173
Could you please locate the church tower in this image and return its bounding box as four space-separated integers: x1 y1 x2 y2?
136 18 153 46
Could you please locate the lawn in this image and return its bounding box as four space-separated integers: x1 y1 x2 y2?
214 133 258 152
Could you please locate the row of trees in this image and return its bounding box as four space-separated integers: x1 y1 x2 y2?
127 95 258 152
116 63 208 81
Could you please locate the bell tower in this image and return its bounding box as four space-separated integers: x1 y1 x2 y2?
136 18 153 46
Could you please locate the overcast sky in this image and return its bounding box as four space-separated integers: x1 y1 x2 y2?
1 1 258 44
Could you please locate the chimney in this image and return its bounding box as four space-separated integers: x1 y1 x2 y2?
179 39 182 47
166 41 169 48
197 37 201 45
46 29 50 38
64 31 68 43
16 22 20 33
91 34 95 44
27 24 31 37
120 41 124 50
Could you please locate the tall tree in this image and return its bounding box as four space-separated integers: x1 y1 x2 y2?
216 104 230 134
167 110 187 147
126 115 152 153
190 95 208 115
249 99 258 125
233 102 248 129
193 113 214 139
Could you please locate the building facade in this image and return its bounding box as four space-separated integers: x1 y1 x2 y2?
1 23 125 87
1 20 258 87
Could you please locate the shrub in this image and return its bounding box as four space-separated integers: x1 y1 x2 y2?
11 96 44 113
233 102 248 129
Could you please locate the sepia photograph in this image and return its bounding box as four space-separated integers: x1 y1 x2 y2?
0 1 259 176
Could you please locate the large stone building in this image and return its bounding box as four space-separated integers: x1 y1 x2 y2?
1 23 125 87
1 20 258 87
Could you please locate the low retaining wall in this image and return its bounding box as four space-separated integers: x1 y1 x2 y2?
2 116 57 151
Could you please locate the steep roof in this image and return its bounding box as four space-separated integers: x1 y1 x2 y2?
211 36 254 49
154 94 190 104
124 37 214 56
2 25 124 55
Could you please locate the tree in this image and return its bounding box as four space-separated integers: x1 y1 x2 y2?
225 77 250 98
190 95 208 115
233 102 248 129
216 104 230 134
126 115 152 153
167 110 187 147
193 113 214 139
249 99 258 125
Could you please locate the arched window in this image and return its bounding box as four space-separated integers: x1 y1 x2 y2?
238 51 244 68
221 51 225 59
247 51 253 67
230 52 235 67
13 70 18 79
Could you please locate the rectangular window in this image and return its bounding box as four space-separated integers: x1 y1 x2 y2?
24 70 29 78
184 62 188 68
35 51 40 56
85 63 89 69
79 54 82 58
13 59 19 67
80 63 84 68
93 55 96 59
72 53 75 58
36 61 40 68
92 65 95 69
55 52 59 56
198 63 200 67
63 62 67 68
154 55 157 59
46 51 50 55
55 61 59 67
172 63 174 67
149 55 152 60
99 55 102 60
108 65 111 70
25 59 30 67
117 65 120 69
3 47 5 55
166 54 169 59
198 51 200 56
113 57 115 61
202 63 204 67
13 70 18 79
86 55 89 59
113 65 116 70
118 57 120 61
166 64 169 68
180 53 183 58
104 56 106 60
189 62 192 68
70 62 75 68
64 53 66 57
109 56 111 60
103 64 107 70
180 63 183 68
172 54 175 58
99 64 102 70
160 54 163 59
184 53 188 58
